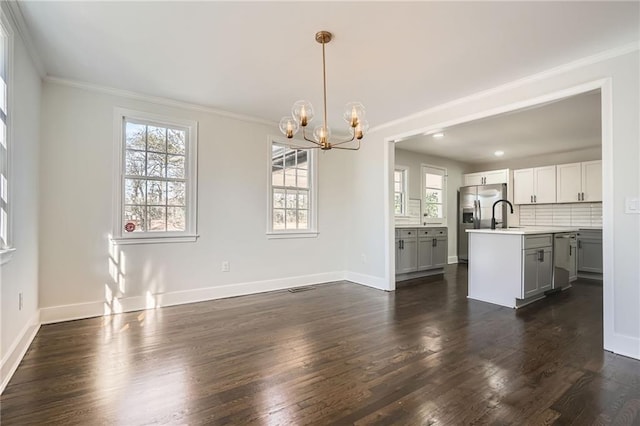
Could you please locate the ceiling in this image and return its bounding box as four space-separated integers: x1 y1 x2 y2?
395 90 602 164
18 2 639 129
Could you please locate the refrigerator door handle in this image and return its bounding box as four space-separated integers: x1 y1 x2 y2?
477 200 481 224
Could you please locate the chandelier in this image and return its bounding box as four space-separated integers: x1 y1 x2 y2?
279 31 368 151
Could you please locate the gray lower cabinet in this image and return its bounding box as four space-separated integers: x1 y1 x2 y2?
417 238 433 270
432 236 448 268
521 235 553 299
396 236 418 274
577 229 603 274
396 227 448 276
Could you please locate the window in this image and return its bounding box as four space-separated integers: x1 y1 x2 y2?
113 109 198 244
268 138 317 237
0 13 13 261
394 168 408 215
422 165 446 224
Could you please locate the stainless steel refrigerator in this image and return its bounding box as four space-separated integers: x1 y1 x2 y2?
458 183 508 263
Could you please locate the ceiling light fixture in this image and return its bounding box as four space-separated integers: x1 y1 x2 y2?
279 31 368 151
432 132 445 139
494 150 505 157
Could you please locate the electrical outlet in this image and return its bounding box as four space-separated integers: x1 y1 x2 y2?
18 293 23 311
221 261 230 272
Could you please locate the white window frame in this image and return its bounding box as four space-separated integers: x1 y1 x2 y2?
267 136 318 239
0 11 14 265
394 166 408 216
112 108 198 245
421 164 447 225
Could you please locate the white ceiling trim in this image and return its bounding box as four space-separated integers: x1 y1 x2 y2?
2 1 45 77
45 76 276 127
370 40 640 134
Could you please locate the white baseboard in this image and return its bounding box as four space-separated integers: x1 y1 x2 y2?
344 271 390 291
448 255 459 264
606 332 640 361
1 310 40 394
40 271 345 324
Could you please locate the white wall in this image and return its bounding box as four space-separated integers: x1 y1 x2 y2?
346 48 640 359
0 6 42 389
394 148 469 260
38 81 352 321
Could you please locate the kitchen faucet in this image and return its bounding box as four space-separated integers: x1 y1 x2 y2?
491 199 514 230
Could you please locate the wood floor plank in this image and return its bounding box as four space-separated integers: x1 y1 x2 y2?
1 265 639 425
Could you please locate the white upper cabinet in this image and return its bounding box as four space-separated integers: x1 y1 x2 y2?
463 169 508 186
582 160 602 202
534 166 557 204
513 168 534 204
556 163 582 203
557 160 602 203
513 166 556 204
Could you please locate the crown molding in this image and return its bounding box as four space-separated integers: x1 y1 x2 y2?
44 76 277 127
371 40 640 133
2 1 46 78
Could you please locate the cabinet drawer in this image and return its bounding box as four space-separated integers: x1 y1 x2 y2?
432 228 447 237
416 228 448 238
399 229 417 239
523 234 552 249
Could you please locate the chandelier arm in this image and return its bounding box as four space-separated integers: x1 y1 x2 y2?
332 140 361 151
331 132 357 147
301 127 322 147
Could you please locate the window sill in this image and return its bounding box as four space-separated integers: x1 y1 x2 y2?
0 247 17 266
266 231 319 240
111 235 199 245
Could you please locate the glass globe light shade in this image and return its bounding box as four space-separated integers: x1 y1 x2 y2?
279 117 299 138
355 119 369 140
292 100 314 127
313 125 332 144
343 102 366 128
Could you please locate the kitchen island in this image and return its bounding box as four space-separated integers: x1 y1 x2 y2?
467 227 579 308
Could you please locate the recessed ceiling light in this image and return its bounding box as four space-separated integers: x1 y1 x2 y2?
432 132 444 139
494 150 504 157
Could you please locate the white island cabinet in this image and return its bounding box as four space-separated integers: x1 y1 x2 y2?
467 227 578 308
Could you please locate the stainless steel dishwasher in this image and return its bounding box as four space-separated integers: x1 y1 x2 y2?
554 232 577 289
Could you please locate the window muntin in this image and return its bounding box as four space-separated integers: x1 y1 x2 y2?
114 109 197 243
269 140 316 235
422 165 446 224
123 120 187 233
394 168 407 216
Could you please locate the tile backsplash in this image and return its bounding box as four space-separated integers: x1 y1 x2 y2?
519 203 602 227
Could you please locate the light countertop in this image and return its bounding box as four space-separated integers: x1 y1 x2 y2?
466 227 580 235
395 224 447 229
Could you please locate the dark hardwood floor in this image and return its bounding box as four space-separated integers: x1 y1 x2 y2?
2 265 639 425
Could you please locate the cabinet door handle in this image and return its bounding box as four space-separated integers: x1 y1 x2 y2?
581 192 585 201
530 195 533 203
538 250 544 262
432 238 437 247
578 192 581 201
534 195 537 203
569 245 572 256
578 240 582 249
